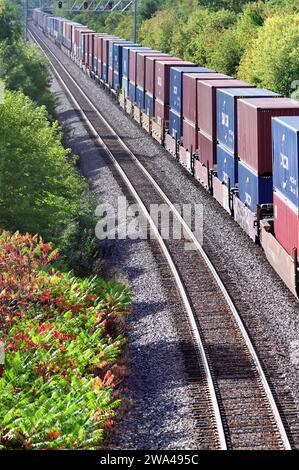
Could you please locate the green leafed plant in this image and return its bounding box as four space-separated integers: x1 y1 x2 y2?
0 231 131 450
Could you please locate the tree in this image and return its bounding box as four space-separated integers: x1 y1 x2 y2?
0 42 56 117
0 91 85 241
238 13 299 95
139 9 179 53
0 0 22 44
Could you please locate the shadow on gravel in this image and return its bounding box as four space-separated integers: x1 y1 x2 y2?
132 301 169 319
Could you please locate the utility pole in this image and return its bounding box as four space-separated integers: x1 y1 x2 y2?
24 0 28 40
133 0 138 43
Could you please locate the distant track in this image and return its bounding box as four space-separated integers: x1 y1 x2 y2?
29 25 292 450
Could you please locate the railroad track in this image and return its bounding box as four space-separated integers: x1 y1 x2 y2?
29 26 292 450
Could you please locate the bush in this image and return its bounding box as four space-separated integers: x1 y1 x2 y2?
0 231 131 450
0 41 57 118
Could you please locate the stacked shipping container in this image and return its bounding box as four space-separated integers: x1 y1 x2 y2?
168 66 214 141
154 60 194 126
216 88 280 188
237 98 299 212
136 51 167 109
128 47 152 103
197 79 253 169
102 36 119 82
108 39 132 88
182 73 230 153
144 55 179 117
113 41 136 90
272 116 299 256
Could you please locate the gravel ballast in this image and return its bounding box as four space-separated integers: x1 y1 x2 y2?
32 26 299 445
49 73 201 450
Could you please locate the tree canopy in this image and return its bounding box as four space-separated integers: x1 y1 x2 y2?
0 91 85 241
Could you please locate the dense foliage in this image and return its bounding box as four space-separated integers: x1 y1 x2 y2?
0 231 131 449
72 0 299 96
0 1 98 273
0 91 84 243
238 13 299 96
0 41 56 117
0 0 55 115
0 0 22 43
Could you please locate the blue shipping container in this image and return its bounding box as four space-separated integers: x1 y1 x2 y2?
145 93 154 117
272 116 299 207
109 40 131 68
238 160 273 212
170 67 213 114
136 87 145 109
129 81 137 103
217 87 280 153
113 42 136 73
217 144 238 188
169 109 182 140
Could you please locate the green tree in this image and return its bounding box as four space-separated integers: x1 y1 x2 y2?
238 13 299 95
139 9 180 53
0 0 22 44
0 41 56 117
0 91 85 241
204 2 264 75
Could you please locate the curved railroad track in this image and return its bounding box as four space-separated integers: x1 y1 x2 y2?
29 25 292 450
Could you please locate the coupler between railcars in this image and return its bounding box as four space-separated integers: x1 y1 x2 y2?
165 133 178 158
133 106 142 125
151 119 166 146
118 91 126 110
141 113 152 134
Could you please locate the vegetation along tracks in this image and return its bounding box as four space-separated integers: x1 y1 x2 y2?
29 26 292 450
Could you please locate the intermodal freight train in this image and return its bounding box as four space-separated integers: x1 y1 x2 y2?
32 8 299 298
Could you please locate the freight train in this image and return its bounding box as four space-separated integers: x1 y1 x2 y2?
32 8 299 298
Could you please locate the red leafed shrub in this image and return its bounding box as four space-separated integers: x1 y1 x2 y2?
0 230 131 450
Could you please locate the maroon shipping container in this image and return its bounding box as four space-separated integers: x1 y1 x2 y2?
88 33 106 70
183 73 231 125
96 35 115 78
237 98 299 175
145 56 180 96
154 99 169 126
136 51 167 90
85 32 94 67
198 130 216 169
128 48 152 84
183 119 198 153
155 60 194 103
274 190 299 257
79 30 93 62
197 79 253 138
102 36 119 66
74 27 91 59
